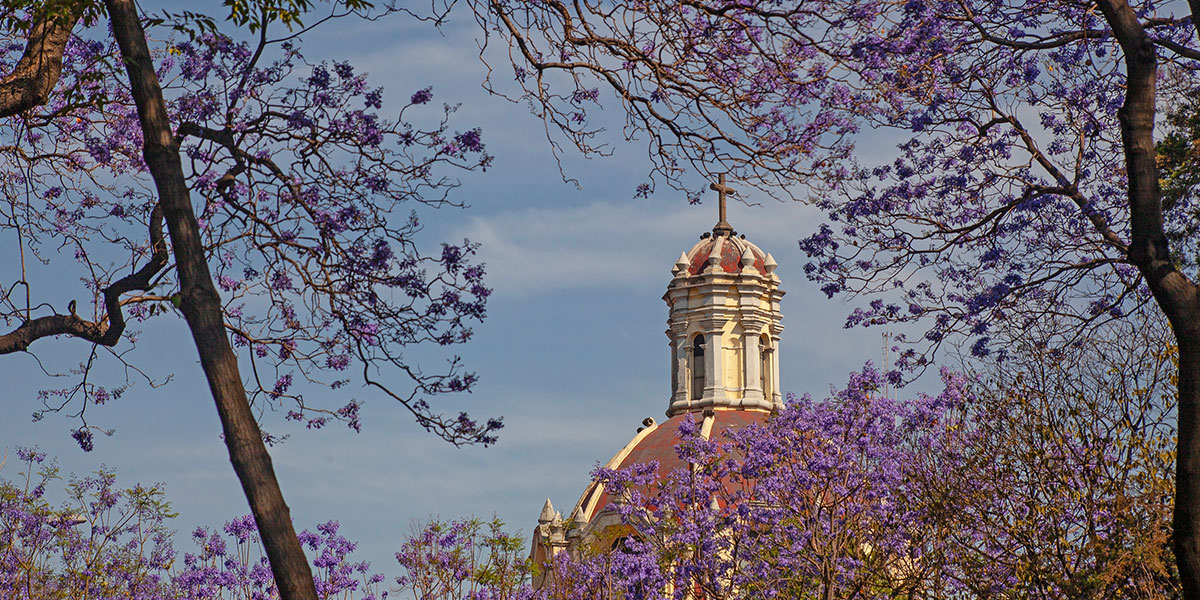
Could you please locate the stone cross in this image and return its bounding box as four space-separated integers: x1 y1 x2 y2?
710 173 735 236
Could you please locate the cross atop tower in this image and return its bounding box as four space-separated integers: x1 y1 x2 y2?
710 173 735 236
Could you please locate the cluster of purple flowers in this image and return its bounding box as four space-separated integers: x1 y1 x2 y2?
531 360 1176 598
4 345 1177 597
1 451 175 599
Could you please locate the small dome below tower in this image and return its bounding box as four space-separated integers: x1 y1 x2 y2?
670 174 779 278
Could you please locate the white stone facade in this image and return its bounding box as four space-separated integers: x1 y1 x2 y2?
664 230 784 416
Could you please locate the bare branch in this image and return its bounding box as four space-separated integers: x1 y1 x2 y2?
0 204 167 353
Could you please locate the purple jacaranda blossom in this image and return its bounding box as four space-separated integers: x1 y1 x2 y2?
10 20 497 449
531 351 1177 598
410 87 433 105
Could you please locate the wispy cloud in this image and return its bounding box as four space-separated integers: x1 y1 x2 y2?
455 197 826 296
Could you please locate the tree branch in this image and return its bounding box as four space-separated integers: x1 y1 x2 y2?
0 205 167 354
1154 35 1200 60
0 6 84 117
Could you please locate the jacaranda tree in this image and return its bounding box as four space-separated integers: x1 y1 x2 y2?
470 0 1200 593
536 367 975 600
0 1 496 598
2 449 528 600
393 517 529 600
0 448 177 599
3 350 1176 599
0 448 392 599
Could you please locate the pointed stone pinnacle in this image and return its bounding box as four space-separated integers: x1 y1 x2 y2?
674 252 689 274
567 510 587 539
539 498 555 523
764 252 778 274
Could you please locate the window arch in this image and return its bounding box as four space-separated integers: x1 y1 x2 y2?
611 535 636 552
691 334 706 400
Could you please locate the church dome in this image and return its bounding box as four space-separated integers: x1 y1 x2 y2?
572 410 769 524
678 233 770 277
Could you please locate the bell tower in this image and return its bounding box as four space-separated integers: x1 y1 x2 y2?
664 176 784 417
529 178 787 569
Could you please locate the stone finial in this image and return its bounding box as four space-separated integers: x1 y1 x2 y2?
707 235 725 273
567 511 587 540
740 246 755 270
709 495 721 511
764 252 778 274
673 252 689 275
568 508 592 547
539 498 556 524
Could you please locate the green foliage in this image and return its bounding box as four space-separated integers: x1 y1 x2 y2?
149 0 374 44
0 449 178 599
394 516 531 600
948 318 1181 599
0 0 102 31
1159 86 1200 268
1159 88 1200 212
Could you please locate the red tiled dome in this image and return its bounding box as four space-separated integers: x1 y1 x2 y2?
574 410 770 521
683 234 768 276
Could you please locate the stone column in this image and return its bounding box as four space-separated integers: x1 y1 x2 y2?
768 337 782 406
669 340 678 396
670 338 690 414
743 332 763 406
702 328 725 408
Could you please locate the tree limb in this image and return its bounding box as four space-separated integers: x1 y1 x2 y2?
0 6 84 117
0 205 167 354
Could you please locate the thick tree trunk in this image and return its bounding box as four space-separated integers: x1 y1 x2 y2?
103 2 318 599
1097 0 1200 596
1180 335 1200 598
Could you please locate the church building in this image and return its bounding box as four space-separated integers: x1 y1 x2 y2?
531 177 785 575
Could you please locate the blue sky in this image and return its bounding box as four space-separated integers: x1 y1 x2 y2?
0 8 923 576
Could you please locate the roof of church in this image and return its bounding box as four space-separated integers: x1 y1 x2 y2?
681 233 770 276
570 410 771 523
669 173 777 279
